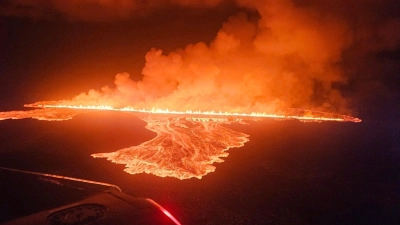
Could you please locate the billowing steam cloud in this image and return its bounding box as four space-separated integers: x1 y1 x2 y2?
4 0 400 115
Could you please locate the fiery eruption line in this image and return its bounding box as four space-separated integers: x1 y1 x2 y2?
25 103 362 123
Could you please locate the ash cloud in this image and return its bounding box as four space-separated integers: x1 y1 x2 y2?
5 0 400 115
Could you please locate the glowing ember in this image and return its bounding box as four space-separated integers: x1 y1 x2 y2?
0 103 361 179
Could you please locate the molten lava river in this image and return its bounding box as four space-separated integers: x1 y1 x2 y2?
0 105 360 179
93 115 249 179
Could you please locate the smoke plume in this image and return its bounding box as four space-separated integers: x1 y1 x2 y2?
4 0 400 115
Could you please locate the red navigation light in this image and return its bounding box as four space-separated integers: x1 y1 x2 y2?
146 199 182 225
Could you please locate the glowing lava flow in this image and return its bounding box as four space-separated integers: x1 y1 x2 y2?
0 108 83 121
0 103 361 179
93 115 249 179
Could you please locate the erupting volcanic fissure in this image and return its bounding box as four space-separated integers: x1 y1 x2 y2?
0 0 372 179
0 103 360 179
